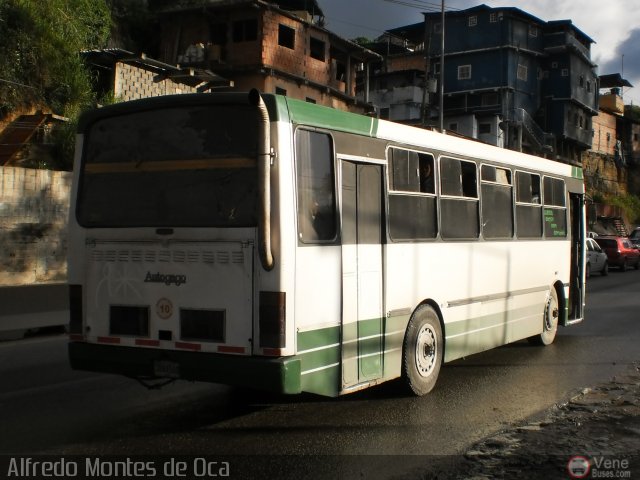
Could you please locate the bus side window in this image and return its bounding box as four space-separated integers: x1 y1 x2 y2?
418 153 435 194
387 147 437 240
515 171 543 238
481 165 513 239
440 157 479 239
295 130 337 243
543 176 567 238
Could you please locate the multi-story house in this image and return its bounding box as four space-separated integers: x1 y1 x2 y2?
360 22 429 124
540 19 599 163
581 73 640 234
583 74 630 197
424 5 598 163
369 4 598 165
155 0 380 112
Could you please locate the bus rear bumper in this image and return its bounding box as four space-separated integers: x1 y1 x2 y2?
68 342 302 394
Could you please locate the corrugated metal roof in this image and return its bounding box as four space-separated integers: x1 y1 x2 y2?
599 73 633 89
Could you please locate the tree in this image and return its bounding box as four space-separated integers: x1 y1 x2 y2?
625 105 640 124
0 0 112 168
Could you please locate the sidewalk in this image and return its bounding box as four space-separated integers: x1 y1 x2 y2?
449 362 640 479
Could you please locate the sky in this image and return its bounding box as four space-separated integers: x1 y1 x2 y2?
318 0 640 106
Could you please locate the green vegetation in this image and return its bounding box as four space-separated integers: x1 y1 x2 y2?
0 0 112 169
608 193 640 224
352 37 374 46
624 105 640 124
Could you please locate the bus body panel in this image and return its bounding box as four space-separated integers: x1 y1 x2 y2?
83 239 253 353
385 239 569 363
68 342 303 394
293 246 342 396
67 93 585 397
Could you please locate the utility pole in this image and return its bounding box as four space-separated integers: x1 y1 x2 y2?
621 54 625 100
439 0 445 132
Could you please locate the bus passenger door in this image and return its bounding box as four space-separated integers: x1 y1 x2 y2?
341 160 384 388
567 192 585 323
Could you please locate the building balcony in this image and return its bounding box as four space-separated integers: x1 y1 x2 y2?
564 123 593 148
545 32 591 61
389 85 424 103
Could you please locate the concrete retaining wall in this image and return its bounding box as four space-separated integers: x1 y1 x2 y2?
0 166 71 286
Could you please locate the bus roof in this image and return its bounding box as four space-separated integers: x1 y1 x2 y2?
281 95 582 180
77 91 582 181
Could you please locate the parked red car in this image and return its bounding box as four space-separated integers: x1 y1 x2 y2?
594 236 640 271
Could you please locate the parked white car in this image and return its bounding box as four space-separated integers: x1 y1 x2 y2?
629 227 640 249
586 237 608 277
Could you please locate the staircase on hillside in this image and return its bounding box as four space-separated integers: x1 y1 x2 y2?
613 218 629 237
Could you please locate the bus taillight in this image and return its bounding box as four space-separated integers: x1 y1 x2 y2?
259 291 286 350
69 284 83 336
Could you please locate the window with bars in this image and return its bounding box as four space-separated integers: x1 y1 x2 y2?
458 65 472 80
517 64 528 81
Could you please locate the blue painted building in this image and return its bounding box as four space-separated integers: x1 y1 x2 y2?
420 4 598 165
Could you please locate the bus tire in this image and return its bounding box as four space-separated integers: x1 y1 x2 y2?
530 288 559 346
402 305 443 396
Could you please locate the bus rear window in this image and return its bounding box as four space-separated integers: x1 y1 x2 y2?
77 105 259 227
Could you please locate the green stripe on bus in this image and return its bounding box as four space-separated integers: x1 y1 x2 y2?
299 344 340 373
444 305 544 361
571 166 584 179
286 98 378 137
357 317 383 338
358 317 384 369
297 325 340 352
444 304 541 338
296 327 341 396
301 364 340 397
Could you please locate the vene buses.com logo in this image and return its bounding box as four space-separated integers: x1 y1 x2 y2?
144 271 187 286
567 456 591 478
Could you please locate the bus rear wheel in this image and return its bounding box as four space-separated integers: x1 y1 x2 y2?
402 305 443 396
529 288 559 346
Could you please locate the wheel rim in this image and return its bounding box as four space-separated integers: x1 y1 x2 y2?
415 324 438 377
545 294 559 332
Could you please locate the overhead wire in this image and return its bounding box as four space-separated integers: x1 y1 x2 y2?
323 0 460 39
380 0 462 12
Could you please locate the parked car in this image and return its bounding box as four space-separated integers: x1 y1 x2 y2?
586 238 608 277
629 227 640 250
594 236 640 271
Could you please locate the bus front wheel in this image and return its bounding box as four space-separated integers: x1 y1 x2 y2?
402 305 443 396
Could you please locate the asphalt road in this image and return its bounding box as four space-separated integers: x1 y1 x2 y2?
0 270 638 478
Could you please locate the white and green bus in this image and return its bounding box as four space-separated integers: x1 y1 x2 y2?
68 90 586 397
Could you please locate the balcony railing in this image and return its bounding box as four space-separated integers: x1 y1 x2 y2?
510 108 555 154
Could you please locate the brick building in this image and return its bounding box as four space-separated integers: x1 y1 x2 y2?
156 0 380 112
362 24 430 125
582 74 634 199
82 48 231 103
